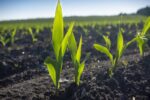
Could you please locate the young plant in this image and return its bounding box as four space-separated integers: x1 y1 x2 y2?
0 35 10 47
103 35 111 50
94 29 136 77
135 17 150 56
11 29 16 44
68 33 85 85
44 0 74 89
28 27 37 42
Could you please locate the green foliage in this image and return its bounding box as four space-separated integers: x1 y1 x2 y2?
135 17 150 56
141 17 150 36
0 28 16 46
103 35 111 50
116 29 124 60
94 44 113 63
68 33 85 85
52 0 64 61
0 35 10 47
94 29 136 77
11 29 16 44
28 27 37 42
94 17 150 76
0 15 147 30
44 57 57 85
44 0 74 89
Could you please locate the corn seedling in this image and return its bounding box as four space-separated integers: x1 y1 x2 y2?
11 29 16 44
94 29 136 77
103 35 111 50
0 35 10 47
135 17 150 56
44 0 74 89
68 33 85 85
28 27 37 42
35 27 40 34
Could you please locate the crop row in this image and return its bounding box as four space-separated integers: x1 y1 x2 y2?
44 1 150 89
0 0 150 91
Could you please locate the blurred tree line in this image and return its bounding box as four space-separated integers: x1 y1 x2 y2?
137 6 150 16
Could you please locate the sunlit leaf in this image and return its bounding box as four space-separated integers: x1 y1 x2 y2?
44 57 57 86
103 35 111 49
77 61 85 85
68 32 77 63
93 44 113 63
61 22 74 57
141 17 150 36
68 34 84 85
137 36 145 56
76 36 82 63
117 29 124 59
12 29 16 37
52 0 64 61
125 38 137 49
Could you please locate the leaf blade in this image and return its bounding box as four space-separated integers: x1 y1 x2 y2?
141 17 150 36
52 1 64 61
68 32 77 63
117 29 124 59
76 36 82 63
137 36 144 56
77 61 85 85
44 57 57 86
103 35 111 49
94 44 113 63
61 22 74 57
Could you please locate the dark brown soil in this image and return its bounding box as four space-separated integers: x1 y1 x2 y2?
0 50 150 100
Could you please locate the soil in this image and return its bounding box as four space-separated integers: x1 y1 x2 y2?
0 49 150 100
0 23 150 100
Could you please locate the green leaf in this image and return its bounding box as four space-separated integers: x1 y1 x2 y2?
76 36 82 63
94 44 113 63
0 35 10 46
137 36 144 56
117 29 124 59
52 0 64 61
135 17 150 56
103 35 111 49
77 61 85 85
125 38 137 49
44 57 57 87
28 28 32 34
68 34 85 86
28 28 37 42
11 29 16 44
141 17 150 36
68 32 77 63
12 29 16 37
61 22 74 57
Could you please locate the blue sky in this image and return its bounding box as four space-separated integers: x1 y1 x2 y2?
0 0 149 21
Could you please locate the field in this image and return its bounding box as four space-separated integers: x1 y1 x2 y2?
0 15 150 100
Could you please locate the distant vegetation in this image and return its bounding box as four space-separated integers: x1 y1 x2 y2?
0 15 147 29
137 6 150 16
